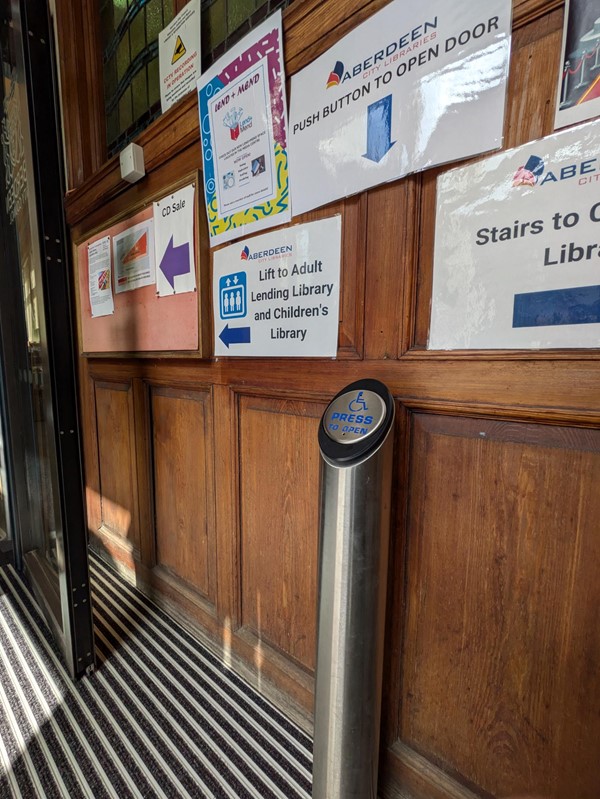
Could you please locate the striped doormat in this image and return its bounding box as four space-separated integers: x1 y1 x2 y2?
0 553 313 798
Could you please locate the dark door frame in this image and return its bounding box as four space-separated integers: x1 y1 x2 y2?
0 0 95 679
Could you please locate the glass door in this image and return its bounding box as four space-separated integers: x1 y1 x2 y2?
0 0 94 679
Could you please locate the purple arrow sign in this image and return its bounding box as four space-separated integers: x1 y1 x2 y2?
159 235 190 290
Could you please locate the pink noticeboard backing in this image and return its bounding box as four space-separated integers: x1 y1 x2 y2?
77 206 199 354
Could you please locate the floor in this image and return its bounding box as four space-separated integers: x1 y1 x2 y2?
0 551 313 798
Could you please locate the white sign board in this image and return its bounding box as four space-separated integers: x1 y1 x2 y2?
213 217 342 357
289 0 511 216
113 220 155 293
153 184 196 296
88 236 114 318
429 119 600 350
197 11 291 247
554 0 600 130
159 0 201 113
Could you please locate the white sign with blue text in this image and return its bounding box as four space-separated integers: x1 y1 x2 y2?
289 0 511 216
212 217 342 357
429 119 600 349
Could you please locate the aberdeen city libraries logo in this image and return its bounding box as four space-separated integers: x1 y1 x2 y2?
241 245 250 261
326 61 344 88
512 155 545 187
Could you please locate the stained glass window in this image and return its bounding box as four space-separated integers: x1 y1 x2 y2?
201 0 290 69
101 0 291 158
101 0 175 156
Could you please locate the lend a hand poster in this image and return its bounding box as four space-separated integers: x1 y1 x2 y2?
429 119 600 350
289 0 511 216
213 217 342 357
197 11 290 247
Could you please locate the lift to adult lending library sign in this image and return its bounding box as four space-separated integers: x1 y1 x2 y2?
212 217 342 357
289 0 512 215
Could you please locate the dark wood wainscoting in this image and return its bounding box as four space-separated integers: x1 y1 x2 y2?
62 1 600 796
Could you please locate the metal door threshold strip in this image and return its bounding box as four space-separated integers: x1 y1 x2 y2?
0 553 313 798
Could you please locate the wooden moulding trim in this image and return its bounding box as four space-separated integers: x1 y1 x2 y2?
383 741 485 799
64 93 199 227
397 399 600 428
63 0 564 228
150 564 218 620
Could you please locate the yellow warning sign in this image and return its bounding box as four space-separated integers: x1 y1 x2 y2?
171 35 186 64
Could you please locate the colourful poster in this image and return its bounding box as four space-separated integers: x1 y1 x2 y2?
113 220 156 293
88 236 114 318
429 119 600 350
555 0 600 129
289 0 511 216
212 217 342 357
197 11 290 247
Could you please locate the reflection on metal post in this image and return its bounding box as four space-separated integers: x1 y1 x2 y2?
313 379 395 799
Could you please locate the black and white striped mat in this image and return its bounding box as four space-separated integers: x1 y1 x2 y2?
0 553 313 798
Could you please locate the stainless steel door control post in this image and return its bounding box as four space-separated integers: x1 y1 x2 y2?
313 379 395 799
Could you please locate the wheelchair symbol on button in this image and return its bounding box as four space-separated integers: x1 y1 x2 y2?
349 391 368 412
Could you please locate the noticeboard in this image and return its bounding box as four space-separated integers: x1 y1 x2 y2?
75 173 210 357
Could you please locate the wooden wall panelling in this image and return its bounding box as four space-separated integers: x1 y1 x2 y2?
65 95 201 228
58 0 566 225
284 0 390 75
150 384 217 610
238 393 325 673
503 7 563 149
281 194 367 357
364 176 421 359
71 160 211 361
79 357 102 536
132 378 154 566
334 193 367 355
212 383 240 626
383 741 485 799
54 0 104 188
283 0 564 77
413 6 564 349
92 378 141 562
394 413 600 799
381 401 411 743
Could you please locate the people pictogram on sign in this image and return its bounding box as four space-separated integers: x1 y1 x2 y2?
219 271 247 319
349 391 368 412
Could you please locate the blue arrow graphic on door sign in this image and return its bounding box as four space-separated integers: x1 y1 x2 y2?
363 95 395 163
159 235 190 289
219 324 251 349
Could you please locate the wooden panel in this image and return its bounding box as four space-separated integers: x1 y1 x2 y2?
94 380 139 551
413 6 564 349
54 0 104 188
364 177 420 359
397 413 600 799
66 3 600 793
281 194 366 357
151 386 215 601
60 0 564 224
239 394 324 671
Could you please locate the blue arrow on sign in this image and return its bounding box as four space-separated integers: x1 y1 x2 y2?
159 235 190 289
219 324 251 349
363 95 395 163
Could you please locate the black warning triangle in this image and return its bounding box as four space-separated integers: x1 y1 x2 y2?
172 35 186 64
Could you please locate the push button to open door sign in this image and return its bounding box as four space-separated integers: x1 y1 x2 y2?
323 389 386 444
